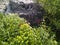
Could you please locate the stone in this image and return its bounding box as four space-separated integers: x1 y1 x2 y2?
0 0 9 13
0 0 45 26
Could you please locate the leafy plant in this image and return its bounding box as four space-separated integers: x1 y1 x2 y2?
0 13 57 45
38 0 60 44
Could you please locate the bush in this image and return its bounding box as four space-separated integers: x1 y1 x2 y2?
0 13 57 45
38 0 60 30
0 13 26 45
38 0 60 43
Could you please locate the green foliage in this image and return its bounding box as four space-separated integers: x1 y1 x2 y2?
38 0 60 44
0 0 60 44
0 14 57 45
38 0 60 30
0 14 26 45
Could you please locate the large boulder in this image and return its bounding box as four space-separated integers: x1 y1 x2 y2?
0 0 45 26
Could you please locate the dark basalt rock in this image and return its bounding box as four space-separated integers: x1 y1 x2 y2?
5 1 45 26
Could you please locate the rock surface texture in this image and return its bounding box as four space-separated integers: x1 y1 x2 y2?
0 0 45 26
0 0 9 13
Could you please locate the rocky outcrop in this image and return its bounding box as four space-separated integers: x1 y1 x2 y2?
0 0 45 26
